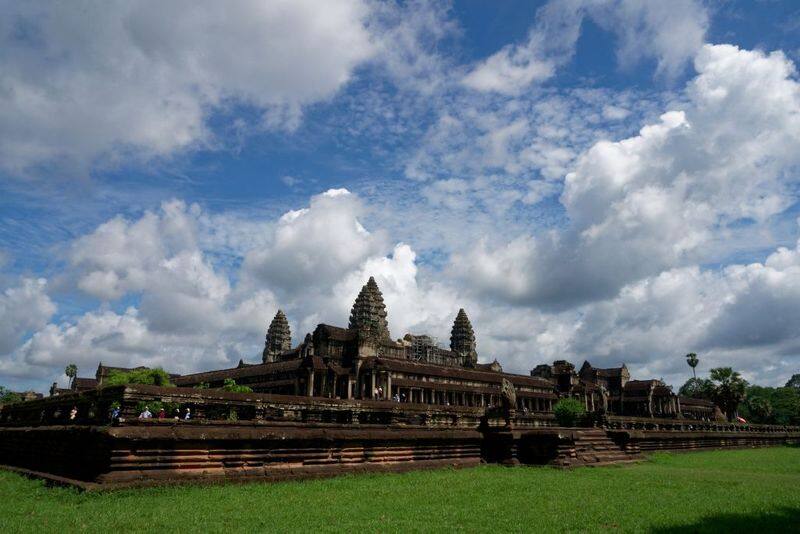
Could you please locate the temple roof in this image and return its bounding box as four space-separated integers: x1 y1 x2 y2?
363 357 554 389
315 324 357 342
623 379 659 391
174 359 306 385
264 310 292 361
450 309 476 354
348 277 390 340
678 396 716 407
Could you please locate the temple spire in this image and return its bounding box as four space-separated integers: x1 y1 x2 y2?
450 308 477 368
349 276 390 340
263 310 291 363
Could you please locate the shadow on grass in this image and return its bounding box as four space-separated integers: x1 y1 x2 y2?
652 507 800 533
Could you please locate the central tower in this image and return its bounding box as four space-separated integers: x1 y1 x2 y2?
450 308 477 368
349 276 390 341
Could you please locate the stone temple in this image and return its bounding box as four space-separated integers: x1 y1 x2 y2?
175 277 557 411
164 276 712 420
2 276 798 489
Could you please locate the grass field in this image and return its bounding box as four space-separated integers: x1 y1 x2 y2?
1 447 799 533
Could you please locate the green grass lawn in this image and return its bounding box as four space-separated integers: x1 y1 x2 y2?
1 447 799 533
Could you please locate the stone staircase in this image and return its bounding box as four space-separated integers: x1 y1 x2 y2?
554 428 642 468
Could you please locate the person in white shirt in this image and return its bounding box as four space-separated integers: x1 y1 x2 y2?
139 406 153 419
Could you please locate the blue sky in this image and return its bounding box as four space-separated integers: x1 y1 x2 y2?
1 0 800 393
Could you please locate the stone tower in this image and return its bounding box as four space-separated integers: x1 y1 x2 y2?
348 276 390 341
450 308 477 368
263 310 291 363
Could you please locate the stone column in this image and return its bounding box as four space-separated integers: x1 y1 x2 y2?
370 372 376 399
386 372 392 399
307 369 315 397
346 377 353 399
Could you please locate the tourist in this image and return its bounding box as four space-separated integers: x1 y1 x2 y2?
69 406 78 421
139 406 152 419
157 408 166 420
393 393 400 402
400 393 406 402
373 386 379 399
110 406 121 421
378 386 383 400
174 408 181 420
184 407 191 420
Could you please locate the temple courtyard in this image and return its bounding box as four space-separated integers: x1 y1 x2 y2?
0 447 798 533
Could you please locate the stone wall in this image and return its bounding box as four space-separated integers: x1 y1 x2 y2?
0 422 482 489
607 428 800 454
0 385 555 429
1 389 798 488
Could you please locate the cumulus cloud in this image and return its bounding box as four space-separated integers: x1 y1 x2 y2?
241 189 388 296
453 44 800 308
0 200 278 381
462 0 708 95
0 278 56 356
3 181 800 390
3 189 438 386
0 0 376 174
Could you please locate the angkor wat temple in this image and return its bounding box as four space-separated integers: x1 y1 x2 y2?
61 276 716 421
2 276 797 489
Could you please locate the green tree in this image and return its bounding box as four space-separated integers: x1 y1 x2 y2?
739 385 800 426
746 396 773 423
708 367 748 421
221 378 253 394
685 353 699 380
678 377 713 399
0 386 23 405
553 398 586 427
766 387 800 425
64 363 78 389
103 368 174 387
786 374 800 389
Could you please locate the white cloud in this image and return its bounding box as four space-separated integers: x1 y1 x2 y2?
462 0 708 95
0 278 56 355
453 44 800 308
0 0 376 174
241 189 388 296
4 181 800 390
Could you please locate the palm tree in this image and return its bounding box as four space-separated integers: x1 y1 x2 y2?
709 367 747 421
64 364 78 389
685 353 699 380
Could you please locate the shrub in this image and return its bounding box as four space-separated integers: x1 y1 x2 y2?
0 386 22 405
221 378 252 393
104 368 174 387
553 398 586 427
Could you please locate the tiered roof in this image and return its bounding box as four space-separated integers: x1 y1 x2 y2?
348 277 390 340
263 310 292 362
450 308 477 367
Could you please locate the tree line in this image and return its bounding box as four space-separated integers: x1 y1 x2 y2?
680 353 800 425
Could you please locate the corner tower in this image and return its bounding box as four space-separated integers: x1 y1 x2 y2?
349 276 390 341
263 310 291 363
450 308 477 368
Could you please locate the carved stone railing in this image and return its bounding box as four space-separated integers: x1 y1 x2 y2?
604 414 800 434
0 385 496 429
